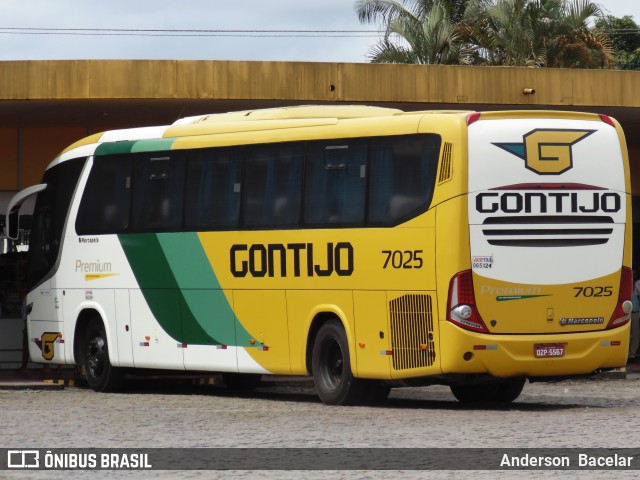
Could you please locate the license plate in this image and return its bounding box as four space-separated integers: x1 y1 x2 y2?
534 343 565 358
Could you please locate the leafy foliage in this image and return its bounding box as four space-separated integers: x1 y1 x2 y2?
595 15 640 70
356 0 616 68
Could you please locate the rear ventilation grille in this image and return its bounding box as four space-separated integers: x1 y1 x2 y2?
389 294 435 370
438 142 453 184
482 215 614 247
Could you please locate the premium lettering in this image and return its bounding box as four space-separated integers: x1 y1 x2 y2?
230 242 354 278
75 260 112 273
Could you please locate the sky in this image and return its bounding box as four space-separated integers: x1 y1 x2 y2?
0 0 639 63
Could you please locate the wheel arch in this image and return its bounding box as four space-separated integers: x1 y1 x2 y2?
73 308 103 364
305 308 354 375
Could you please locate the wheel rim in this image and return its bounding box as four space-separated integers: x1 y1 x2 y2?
320 339 344 390
87 335 106 379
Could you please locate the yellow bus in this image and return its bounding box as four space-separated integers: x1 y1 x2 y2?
6 105 632 404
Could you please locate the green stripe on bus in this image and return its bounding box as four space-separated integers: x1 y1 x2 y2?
157 233 251 346
130 138 176 153
94 138 175 157
94 141 137 156
119 233 183 341
119 233 252 347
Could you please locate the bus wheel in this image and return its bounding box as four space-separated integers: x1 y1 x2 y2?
84 318 124 392
494 379 525 403
222 373 262 390
450 383 500 404
312 320 366 405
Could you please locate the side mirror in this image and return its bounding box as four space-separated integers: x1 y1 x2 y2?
6 209 20 240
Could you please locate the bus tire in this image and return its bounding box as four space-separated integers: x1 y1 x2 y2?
494 379 525 403
450 383 500 404
222 373 262 390
83 317 124 392
312 320 366 405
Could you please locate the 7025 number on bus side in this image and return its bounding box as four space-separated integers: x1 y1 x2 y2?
382 250 424 269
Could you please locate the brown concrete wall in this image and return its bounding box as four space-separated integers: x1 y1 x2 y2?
0 127 87 190
0 60 639 107
21 127 87 187
0 128 18 191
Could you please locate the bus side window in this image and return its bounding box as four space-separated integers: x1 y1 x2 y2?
368 135 440 225
242 143 303 229
304 142 367 227
184 148 242 231
76 156 131 234
131 154 185 232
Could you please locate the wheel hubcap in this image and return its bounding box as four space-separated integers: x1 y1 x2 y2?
322 340 344 389
87 336 105 378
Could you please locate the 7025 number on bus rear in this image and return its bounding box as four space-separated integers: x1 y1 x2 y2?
573 286 613 298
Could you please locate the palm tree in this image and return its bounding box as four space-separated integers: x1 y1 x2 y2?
547 0 614 68
356 0 614 68
354 0 474 64
461 0 546 66
461 0 614 67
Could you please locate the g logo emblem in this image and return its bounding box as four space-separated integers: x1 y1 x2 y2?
495 129 595 175
35 332 59 360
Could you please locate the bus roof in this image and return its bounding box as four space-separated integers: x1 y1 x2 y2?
173 105 405 124
51 106 615 168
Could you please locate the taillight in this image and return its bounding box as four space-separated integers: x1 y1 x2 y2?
466 112 481 126
606 266 633 329
598 114 615 127
447 270 489 333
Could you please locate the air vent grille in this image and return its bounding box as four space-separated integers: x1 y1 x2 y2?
438 142 453 184
389 294 435 370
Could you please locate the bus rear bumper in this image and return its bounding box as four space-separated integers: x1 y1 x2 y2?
438 321 630 379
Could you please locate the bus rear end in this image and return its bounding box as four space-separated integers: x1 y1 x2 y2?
441 112 632 385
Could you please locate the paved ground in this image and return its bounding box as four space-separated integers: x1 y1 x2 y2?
0 371 639 479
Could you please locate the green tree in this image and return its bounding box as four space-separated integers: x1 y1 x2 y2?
461 0 547 66
354 0 475 64
356 0 614 68
462 0 613 68
595 15 640 70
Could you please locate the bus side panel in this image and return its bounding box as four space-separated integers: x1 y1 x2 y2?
129 289 185 370
27 284 68 365
182 289 239 373
233 290 290 375
434 195 470 330
353 291 391 379
114 289 134 367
